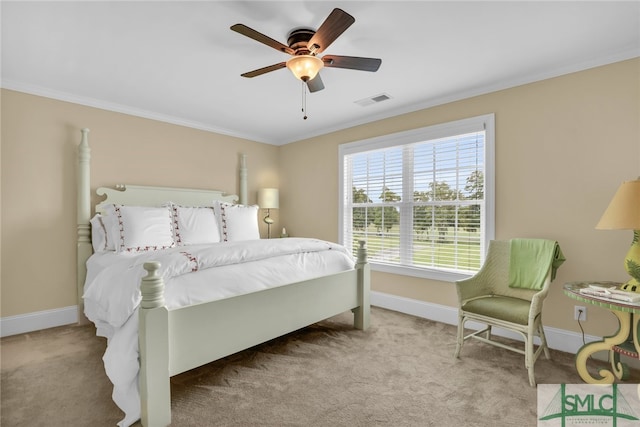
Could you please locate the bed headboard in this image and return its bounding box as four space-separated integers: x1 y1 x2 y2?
95 185 238 213
76 128 247 322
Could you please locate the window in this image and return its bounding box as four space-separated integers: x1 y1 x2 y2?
339 114 495 281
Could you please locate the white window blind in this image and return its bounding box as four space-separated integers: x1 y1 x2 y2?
339 114 495 281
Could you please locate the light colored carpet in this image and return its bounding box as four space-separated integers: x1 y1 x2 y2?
1 307 630 426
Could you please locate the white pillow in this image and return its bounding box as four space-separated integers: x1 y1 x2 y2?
171 205 221 245
111 205 175 252
101 213 119 251
90 214 108 252
90 212 119 252
216 201 260 242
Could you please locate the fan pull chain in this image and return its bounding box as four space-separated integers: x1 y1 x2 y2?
301 81 308 120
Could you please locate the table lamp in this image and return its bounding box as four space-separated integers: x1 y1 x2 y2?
596 179 640 292
258 188 279 239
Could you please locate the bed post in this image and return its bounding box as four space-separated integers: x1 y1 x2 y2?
353 240 370 330
77 128 91 324
239 153 247 205
139 261 171 427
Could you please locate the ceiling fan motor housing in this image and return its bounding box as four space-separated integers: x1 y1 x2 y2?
287 28 317 55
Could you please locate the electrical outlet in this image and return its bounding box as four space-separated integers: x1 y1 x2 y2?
574 305 587 321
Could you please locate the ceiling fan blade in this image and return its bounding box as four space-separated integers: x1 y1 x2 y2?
322 55 381 72
231 24 294 55
241 62 287 78
307 8 355 54
306 74 325 93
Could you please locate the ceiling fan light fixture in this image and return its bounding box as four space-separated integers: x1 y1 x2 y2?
286 55 324 82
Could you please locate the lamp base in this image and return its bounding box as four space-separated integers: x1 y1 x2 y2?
263 210 274 239
620 279 640 293
622 230 640 293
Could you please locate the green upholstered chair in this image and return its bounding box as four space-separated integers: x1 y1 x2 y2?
454 240 558 387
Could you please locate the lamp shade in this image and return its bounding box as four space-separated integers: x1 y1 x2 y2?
258 188 279 210
286 55 324 82
596 179 640 230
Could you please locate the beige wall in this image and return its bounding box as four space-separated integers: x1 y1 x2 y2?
1 59 638 339
0 89 280 317
279 58 640 337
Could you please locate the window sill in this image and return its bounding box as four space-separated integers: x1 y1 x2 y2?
370 262 473 283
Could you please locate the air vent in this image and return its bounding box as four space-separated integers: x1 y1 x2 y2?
354 93 392 107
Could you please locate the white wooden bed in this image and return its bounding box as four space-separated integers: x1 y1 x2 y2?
75 129 370 427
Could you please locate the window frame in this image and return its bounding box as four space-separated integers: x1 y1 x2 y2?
338 114 495 282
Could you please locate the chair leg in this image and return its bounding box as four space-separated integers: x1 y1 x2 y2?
525 334 536 387
528 368 536 387
454 312 465 358
538 323 551 360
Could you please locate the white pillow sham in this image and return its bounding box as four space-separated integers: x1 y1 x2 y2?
216 201 260 242
90 213 119 252
101 213 119 251
108 205 175 252
90 214 108 252
171 204 221 245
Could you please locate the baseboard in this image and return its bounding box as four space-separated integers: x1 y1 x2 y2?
370 291 600 355
0 306 78 338
0 294 605 356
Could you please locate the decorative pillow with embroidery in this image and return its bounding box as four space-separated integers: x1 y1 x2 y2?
216 201 260 242
171 204 221 246
110 205 175 252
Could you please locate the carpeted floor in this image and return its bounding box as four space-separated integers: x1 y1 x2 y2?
1 307 634 426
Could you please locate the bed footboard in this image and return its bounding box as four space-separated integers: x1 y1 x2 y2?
138 245 370 427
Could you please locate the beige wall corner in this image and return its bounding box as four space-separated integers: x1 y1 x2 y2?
0 89 279 318
279 58 640 337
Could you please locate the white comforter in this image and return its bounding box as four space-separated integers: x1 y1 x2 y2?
83 238 355 427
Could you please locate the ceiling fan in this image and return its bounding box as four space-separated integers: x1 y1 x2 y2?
230 8 382 93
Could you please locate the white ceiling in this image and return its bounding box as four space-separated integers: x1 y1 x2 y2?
2 1 639 145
